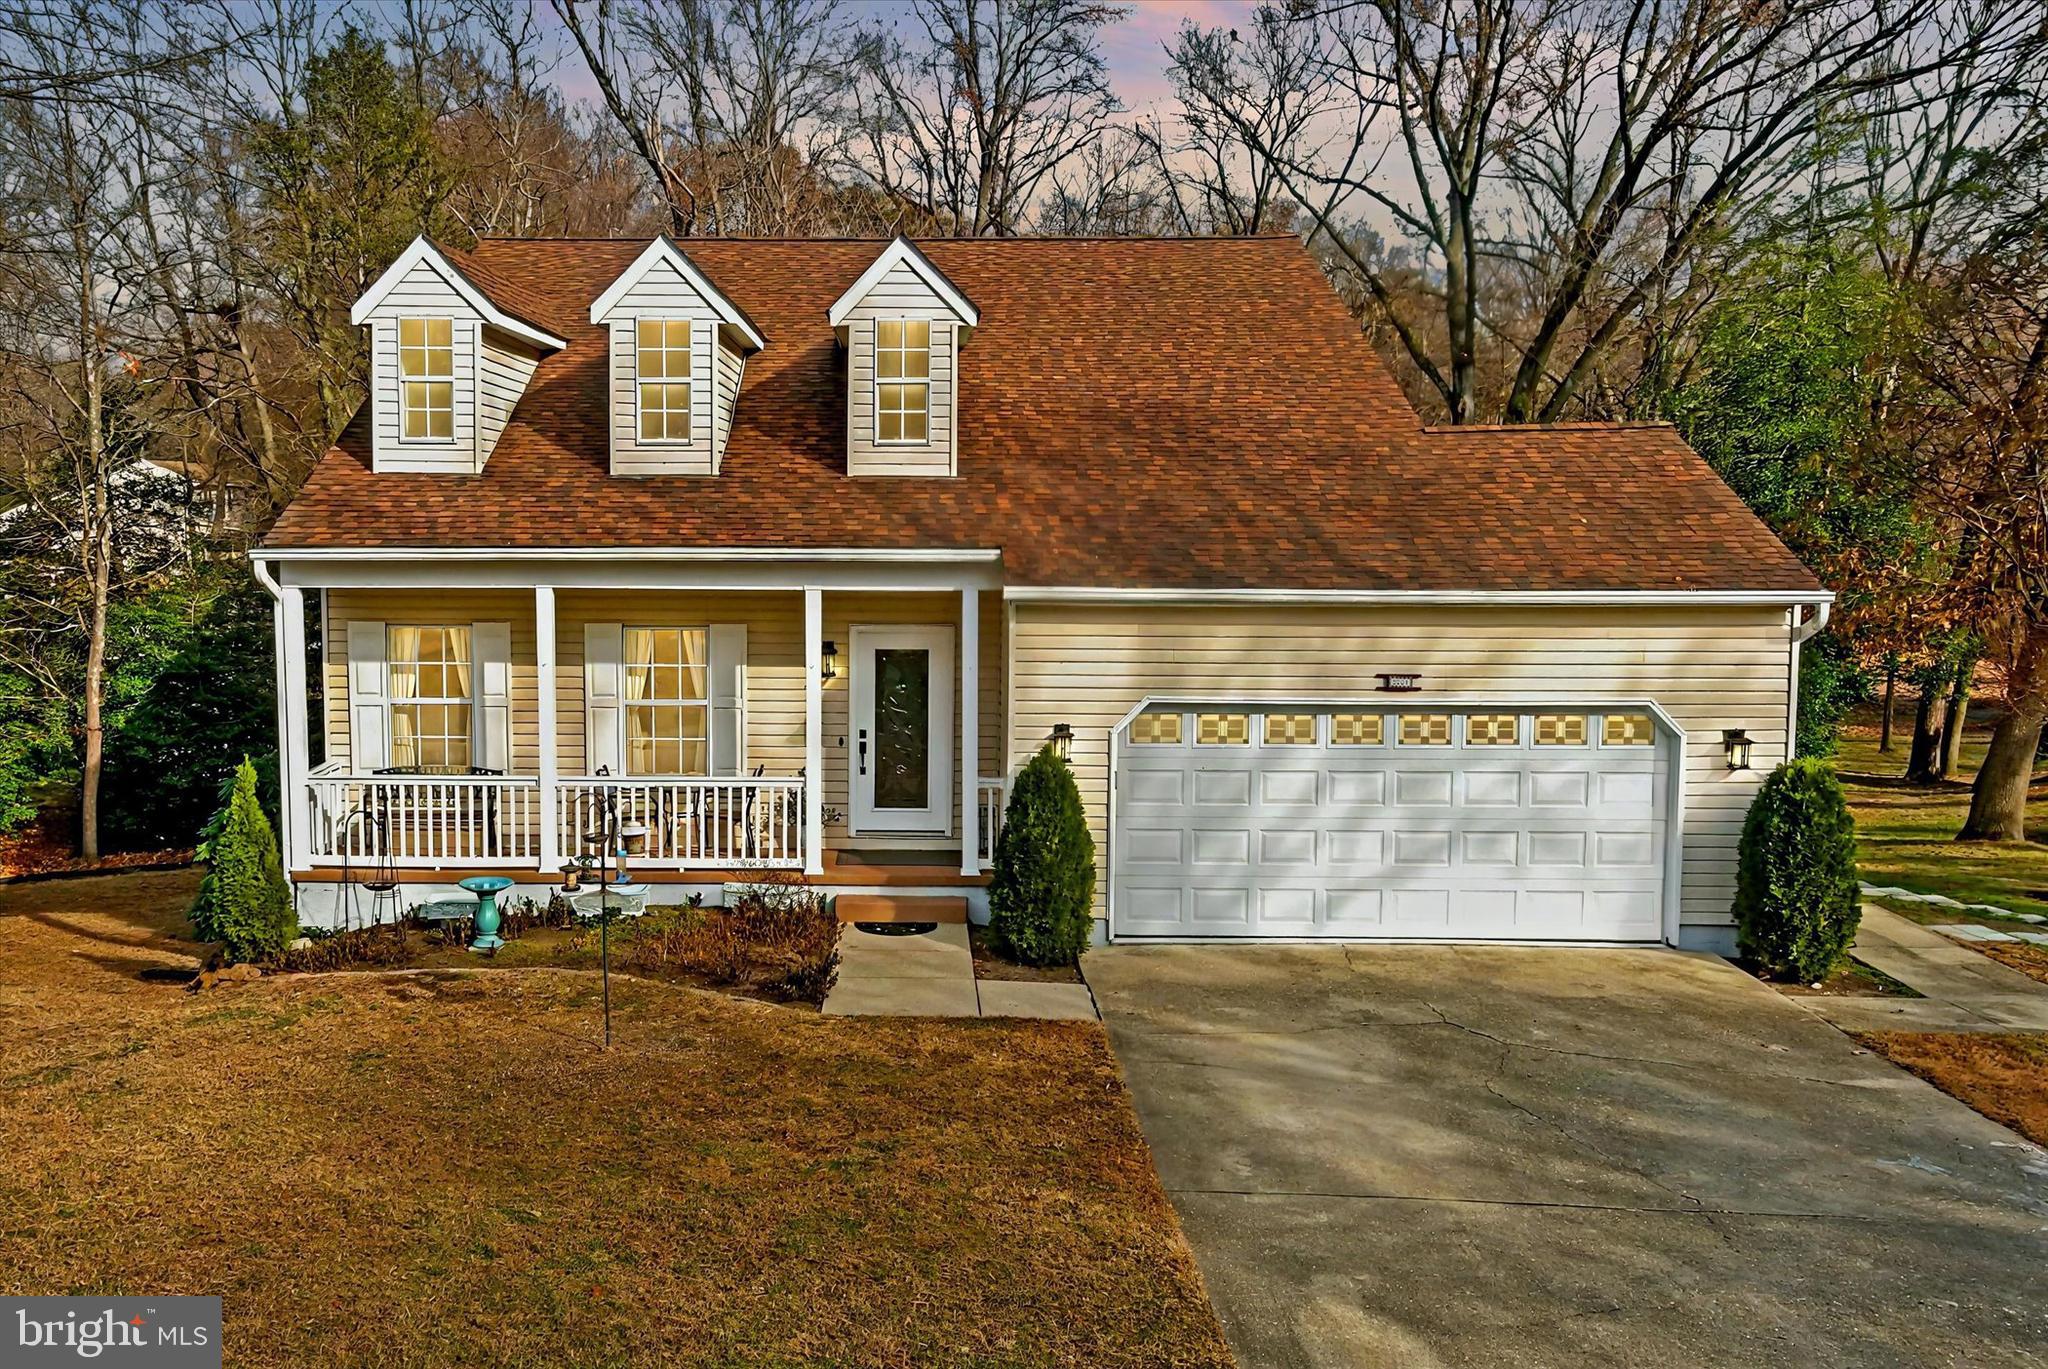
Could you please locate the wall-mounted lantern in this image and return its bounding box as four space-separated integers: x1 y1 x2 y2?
1722 729 1753 771
1050 721 1074 761
820 640 839 682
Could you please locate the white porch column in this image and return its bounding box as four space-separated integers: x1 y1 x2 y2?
804 587 824 875
535 585 558 872
276 573 310 870
960 586 979 875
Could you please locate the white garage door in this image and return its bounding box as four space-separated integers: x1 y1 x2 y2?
1111 705 1669 943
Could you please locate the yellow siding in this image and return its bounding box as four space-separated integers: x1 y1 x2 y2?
321 588 1003 851
1006 603 1795 933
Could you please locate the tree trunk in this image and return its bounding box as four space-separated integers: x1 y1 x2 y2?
1941 681 1971 779
1960 631 2047 841
1905 690 1946 785
1879 658 1898 753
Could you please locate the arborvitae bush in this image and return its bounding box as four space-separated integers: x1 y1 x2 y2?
189 756 296 962
989 743 1096 967
1736 758 1860 982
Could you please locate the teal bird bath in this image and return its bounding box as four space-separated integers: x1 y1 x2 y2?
458 875 517 952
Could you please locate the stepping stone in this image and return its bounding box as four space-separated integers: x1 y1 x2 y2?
2015 932 2048 946
977 980 1098 1021
1920 894 1966 909
1966 903 2018 917
1932 924 2014 943
1861 886 1918 899
2014 913 2046 924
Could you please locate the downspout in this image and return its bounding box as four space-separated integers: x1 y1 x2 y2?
1785 601 1833 761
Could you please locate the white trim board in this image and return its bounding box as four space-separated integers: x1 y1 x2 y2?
350 237 567 351
828 237 980 329
1005 586 1834 607
259 546 1003 563
588 235 767 350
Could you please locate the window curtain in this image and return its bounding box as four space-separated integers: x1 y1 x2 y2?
388 626 420 699
624 629 656 701
445 626 472 698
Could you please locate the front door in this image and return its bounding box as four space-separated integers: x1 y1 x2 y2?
849 626 954 835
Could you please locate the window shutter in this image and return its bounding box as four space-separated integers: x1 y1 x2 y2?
708 624 747 776
584 621 623 775
473 621 512 772
347 620 388 770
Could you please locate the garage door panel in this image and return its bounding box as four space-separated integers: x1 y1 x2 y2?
1114 706 1668 943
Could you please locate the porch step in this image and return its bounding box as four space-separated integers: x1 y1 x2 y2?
833 894 968 925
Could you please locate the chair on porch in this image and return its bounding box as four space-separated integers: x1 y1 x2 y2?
371 764 508 859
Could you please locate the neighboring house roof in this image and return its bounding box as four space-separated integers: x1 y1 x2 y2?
268 235 1822 594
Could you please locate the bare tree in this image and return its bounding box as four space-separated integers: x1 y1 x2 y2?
845 0 1126 236
554 0 850 236
1173 0 2041 424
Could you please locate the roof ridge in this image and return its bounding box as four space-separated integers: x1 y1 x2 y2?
1423 421 1677 432
471 233 1306 245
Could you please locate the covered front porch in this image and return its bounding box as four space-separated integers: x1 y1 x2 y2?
259 550 1011 901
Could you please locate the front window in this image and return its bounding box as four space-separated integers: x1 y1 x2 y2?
875 318 929 443
624 627 709 775
637 319 692 441
398 318 453 440
388 626 471 769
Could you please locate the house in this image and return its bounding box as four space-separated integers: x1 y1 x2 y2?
255 233 1829 953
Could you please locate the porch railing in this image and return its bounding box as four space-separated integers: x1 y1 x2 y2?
554 776 807 870
977 777 1007 869
303 769 543 867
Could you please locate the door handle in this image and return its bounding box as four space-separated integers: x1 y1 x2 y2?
858 729 868 776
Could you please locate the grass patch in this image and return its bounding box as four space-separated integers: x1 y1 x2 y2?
0 869 1228 1367
1857 1031 2048 1149
1831 711 2048 921
1747 956 1921 997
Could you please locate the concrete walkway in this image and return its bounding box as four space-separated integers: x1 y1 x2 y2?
1801 905 2048 1034
821 923 1098 1019
1091 943 2048 1368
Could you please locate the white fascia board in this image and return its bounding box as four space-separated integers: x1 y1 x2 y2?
588 236 767 350
827 236 980 328
1003 586 1835 607
350 236 567 351
255 545 1002 563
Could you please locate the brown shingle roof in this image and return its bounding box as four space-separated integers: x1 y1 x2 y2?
265 236 1821 594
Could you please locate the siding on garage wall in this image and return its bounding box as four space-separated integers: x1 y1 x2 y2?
321 590 540 773
1005 603 1794 934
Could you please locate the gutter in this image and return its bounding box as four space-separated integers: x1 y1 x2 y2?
1785 600 1833 758
251 546 1005 564
1004 586 1836 607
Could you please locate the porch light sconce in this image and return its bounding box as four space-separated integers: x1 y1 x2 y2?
1050 722 1074 761
1723 729 1753 771
820 640 839 682
1376 672 1422 692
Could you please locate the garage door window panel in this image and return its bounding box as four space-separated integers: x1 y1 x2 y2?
1196 713 1249 746
1263 713 1317 746
1466 714 1521 746
1535 714 1588 747
1398 714 1452 746
1602 713 1656 747
1331 714 1385 746
1130 711 1184 746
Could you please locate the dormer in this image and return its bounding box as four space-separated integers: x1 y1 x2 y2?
589 237 766 477
829 238 978 477
350 238 566 474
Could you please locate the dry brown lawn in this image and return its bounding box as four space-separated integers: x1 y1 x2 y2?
0 870 1230 1368
1858 1031 2048 1149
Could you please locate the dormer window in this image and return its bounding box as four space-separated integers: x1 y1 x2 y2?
398 318 454 441
636 319 693 442
876 319 930 443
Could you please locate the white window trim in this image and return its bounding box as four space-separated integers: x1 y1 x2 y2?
396 316 458 447
873 318 932 447
633 317 695 447
385 623 474 769
622 624 712 777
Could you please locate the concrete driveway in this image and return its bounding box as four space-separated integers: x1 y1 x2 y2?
1087 944 2048 1368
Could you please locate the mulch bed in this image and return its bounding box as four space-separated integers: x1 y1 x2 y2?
0 812 190 881
0 869 1229 1367
1974 939 2048 988
1857 1031 2048 1148
1741 957 1921 998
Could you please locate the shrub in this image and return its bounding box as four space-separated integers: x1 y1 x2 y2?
189 757 296 963
1736 758 1861 982
590 879 840 1004
989 743 1096 967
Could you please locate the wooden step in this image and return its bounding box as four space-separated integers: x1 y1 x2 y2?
834 894 968 925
